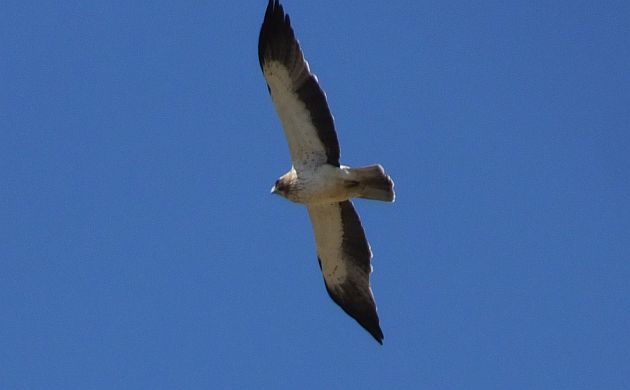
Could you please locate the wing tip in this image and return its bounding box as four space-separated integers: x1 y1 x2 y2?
374 330 384 345
258 0 294 69
367 322 385 345
364 317 385 345
324 280 385 345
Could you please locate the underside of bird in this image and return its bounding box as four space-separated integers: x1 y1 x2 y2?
272 164 395 205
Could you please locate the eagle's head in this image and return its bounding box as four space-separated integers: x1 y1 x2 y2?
270 170 298 201
270 178 287 196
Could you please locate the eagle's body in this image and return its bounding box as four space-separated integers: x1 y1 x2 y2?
273 165 345 204
274 164 387 205
258 0 395 344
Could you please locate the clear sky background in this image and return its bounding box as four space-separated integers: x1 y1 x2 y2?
2 1 629 389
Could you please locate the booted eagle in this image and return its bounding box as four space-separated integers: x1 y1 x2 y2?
258 0 395 344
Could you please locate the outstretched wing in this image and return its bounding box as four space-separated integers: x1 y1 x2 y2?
258 0 340 169
306 201 384 344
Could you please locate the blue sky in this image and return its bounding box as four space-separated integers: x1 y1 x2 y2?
2 0 629 388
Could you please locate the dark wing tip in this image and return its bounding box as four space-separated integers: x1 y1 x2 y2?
324 282 384 344
258 0 294 69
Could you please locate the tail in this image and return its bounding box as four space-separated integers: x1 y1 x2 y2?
348 164 395 202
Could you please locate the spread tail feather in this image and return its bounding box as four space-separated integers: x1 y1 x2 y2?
349 165 395 202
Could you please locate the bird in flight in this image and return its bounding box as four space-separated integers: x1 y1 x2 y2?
258 0 395 344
